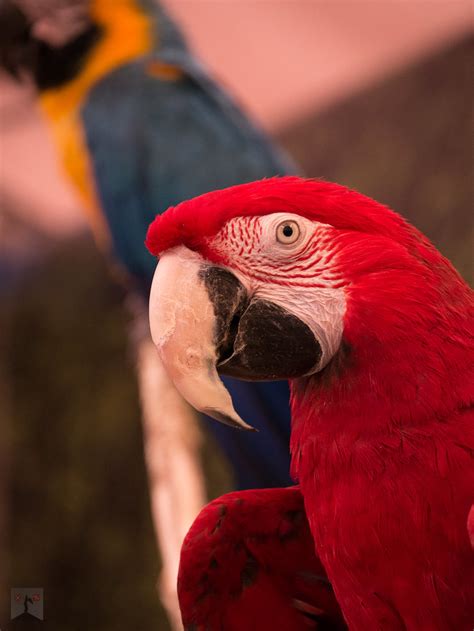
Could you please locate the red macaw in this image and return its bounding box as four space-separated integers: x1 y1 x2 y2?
146 177 474 630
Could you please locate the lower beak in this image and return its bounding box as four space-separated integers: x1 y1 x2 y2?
148 246 255 431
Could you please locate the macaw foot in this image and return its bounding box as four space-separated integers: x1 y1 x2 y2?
178 486 346 631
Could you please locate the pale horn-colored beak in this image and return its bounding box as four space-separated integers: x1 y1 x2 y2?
149 245 255 431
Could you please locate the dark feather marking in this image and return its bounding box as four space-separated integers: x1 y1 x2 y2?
279 509 306 541
373 592 407 630
194 573 210 605
457 400 474 414
285 509 306 523
210 504 227 534
297 570 334 590
218 504 228 517
454 442 474 458
240 550 259 588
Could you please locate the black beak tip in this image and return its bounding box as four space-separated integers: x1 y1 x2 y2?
202 408 258 432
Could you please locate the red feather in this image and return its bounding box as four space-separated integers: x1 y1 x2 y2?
146 176 433 258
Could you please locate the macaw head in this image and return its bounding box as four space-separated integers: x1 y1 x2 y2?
147 176 472 432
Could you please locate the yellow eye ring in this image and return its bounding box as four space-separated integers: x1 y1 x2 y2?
276 220 301 245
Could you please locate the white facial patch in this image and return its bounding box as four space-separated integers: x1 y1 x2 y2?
251 282 346 371
215 213 348 373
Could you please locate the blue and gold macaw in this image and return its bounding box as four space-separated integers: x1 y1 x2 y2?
0 0 295 488
1 2 300 625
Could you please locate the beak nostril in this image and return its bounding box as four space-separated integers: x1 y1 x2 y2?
185 347 202 369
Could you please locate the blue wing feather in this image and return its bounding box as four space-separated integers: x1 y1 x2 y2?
81 25 295 488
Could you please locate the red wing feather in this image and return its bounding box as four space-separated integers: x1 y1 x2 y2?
179 486 346 630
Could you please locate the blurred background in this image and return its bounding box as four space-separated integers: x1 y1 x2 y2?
0 1 472 629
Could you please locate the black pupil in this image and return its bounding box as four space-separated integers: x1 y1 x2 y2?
282 224 293 237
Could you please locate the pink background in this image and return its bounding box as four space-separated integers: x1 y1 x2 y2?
0 0 471 237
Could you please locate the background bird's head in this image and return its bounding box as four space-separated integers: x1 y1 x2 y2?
0 0 157 90
147 176 473 431
0 0 99 88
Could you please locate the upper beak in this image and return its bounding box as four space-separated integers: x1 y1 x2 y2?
148 245 255 431
149 245 322 430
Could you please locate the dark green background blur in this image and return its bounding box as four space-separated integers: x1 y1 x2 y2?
0 36 472 630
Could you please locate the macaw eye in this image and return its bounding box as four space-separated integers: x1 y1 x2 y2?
276 220 301 245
